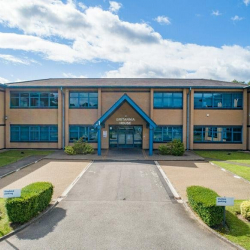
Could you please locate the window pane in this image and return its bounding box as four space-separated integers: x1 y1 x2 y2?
11 127 19 141
10 93 19 98
203 94 212 108
40 97 49 107
89 97 98 107
70 93 78 98
11 98 19 107
222 128 232 142
223 94 232 108
173 127 182 140
89 128 97 141
30 97 39 107
50 93 58 107
41 93 49 98
50 127 58 141
213 93 222 108
89 93 98 98
194 127 203 142
163 127 172 141
163 93 172 108
154 127 162 142
40 127 49 141
20 93 29 107
20 127 29 141
154 93 162 98
194 93 203 108
79 127 87 141
30 93 39 97
70 98 78 107
70 132 78 141
154 98 162 108
30 127 40 141
233 133 241 142
79 93 88 97
79 98 88 107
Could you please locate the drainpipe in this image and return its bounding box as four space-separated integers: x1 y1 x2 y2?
61 87 65 149
187 87 191 150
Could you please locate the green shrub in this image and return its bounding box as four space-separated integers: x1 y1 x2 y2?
240 200 250 220
71 137 94 154
186 186 223 227
171 139 185 156
6 182 53 223
158 140 185 156
72 137 86 154
64 146 75 155
83 143 94 154
158 144 171 155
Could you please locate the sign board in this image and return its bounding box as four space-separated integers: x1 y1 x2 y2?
103 131 107 138
216 197 234 206
3 189 21 198
116 117 135 125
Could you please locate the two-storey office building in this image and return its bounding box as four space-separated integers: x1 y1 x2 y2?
0 78 248 155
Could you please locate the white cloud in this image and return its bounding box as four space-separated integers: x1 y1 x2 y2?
154 16 171 25
0 76 9 83
63 73 87 78
109 1 122 13
0 54 33 64
231 15 243 21
212 10 222 16
243 0 250 6
78 2 87 10
0 0 249 82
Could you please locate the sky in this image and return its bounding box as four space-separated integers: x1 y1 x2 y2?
0 0 249 83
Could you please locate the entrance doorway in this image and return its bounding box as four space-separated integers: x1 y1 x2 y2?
109 126 142 148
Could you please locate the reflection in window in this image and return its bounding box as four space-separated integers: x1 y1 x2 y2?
154 92 183 108
69 126 97 142
10 125 58 142
193 126 242 143
194 92 243 109
10 92 58 108
154 126 182 142
69 92 98 108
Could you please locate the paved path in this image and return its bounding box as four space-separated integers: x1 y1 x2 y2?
0 161 232 250
0 155 44 178
160 161 250 201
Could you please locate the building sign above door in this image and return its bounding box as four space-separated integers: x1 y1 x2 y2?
116 117 135 125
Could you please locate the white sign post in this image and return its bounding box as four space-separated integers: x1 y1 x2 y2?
216 197 234 227
3 189 21 198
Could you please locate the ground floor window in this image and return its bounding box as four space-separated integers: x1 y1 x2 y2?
153 126 182 142
193 126 242 143
10 125 58 142
69 126 97 142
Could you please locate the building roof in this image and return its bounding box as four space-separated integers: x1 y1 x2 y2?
5 78 247 89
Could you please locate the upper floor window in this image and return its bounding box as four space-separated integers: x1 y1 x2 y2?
69 126 97 142
194 92 243 109
69 92 98 108
153 126 182 142
193 126 242 143
10 125 58 142
10 92 58 108
154 92 183 108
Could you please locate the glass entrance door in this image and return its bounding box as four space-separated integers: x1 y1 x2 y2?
109 126 142 148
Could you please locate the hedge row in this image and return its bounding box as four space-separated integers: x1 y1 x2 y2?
187 186 223 227
6 182 53 223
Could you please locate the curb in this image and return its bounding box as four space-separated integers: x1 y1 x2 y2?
182 201 245 250
154 160 181 199
0 161 94 242
155 160 245 250
0 157 45 179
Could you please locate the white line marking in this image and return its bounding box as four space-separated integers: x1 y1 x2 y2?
234 175 241 179
58 161 93 202
154 161 181 199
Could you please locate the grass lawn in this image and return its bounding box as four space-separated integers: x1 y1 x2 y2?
194 150 250 164
0 150 54 168
218 200 250 250
0 198 12 237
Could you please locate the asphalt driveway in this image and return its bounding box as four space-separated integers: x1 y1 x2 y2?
0 161 233 250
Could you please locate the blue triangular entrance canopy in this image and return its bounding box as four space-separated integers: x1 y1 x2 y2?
93 94 157 128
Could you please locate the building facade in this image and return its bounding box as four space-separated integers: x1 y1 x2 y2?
0 78 248 155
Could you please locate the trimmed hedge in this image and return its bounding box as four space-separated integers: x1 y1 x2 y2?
187 186 223 227
6 182 53 223
158 139 185 156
